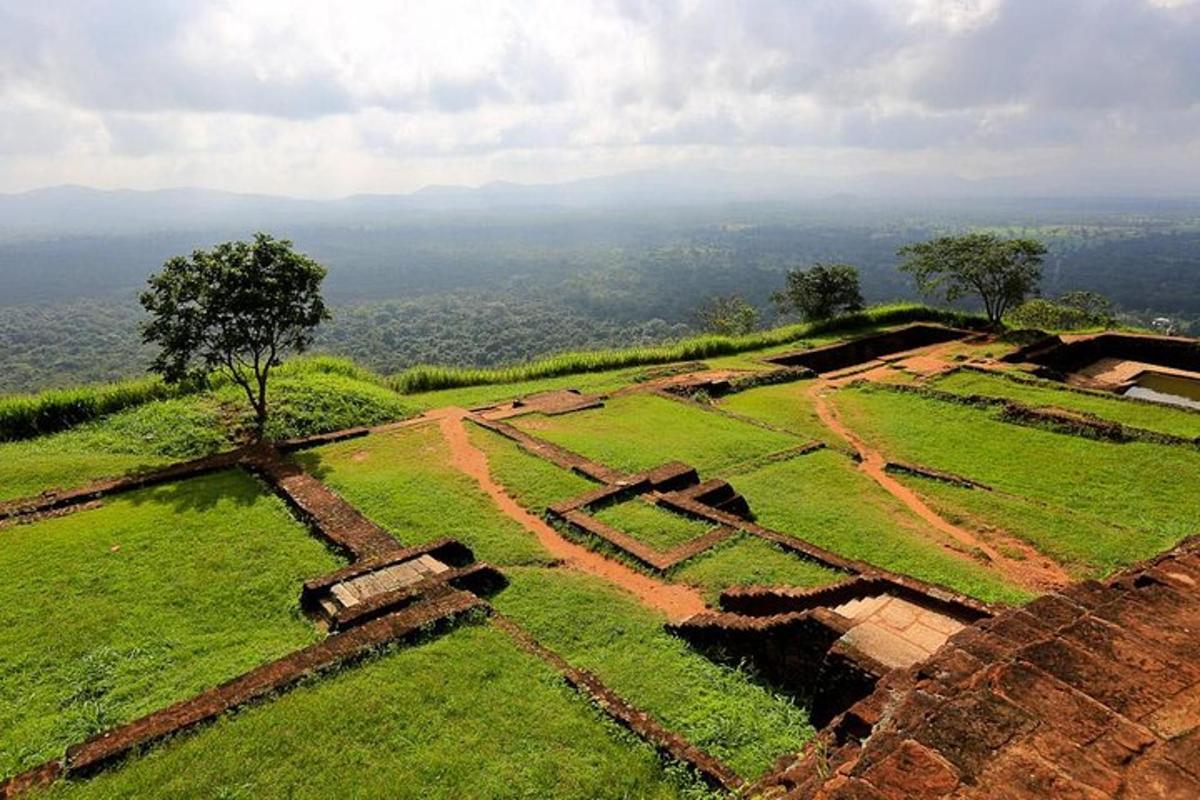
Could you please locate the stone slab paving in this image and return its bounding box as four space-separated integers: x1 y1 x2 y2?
832 594 966 670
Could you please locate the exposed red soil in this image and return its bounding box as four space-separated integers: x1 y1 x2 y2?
430 407 707 621
807 381 1071 592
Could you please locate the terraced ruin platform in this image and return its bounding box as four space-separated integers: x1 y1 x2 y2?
5 316 1200 799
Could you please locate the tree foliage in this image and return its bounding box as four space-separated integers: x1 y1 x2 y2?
772 263 865 321
693 294 760 336
140 234 330 439
1006 291 1116 331
898 233 1046 326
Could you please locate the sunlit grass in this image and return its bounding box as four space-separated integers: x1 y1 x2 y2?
0 470 342 780
833 385 1200 573
295 424 553 567
730 449 1030 604
43 623 709 800
511 394 800 475
492 567 815 779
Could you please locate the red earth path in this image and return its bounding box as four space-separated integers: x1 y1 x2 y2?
431 407 707 621
807 382 1071 592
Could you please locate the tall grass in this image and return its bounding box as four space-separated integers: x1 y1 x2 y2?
0 356 387 443
0 378 189 442
1 304 978 441
388 304 981 394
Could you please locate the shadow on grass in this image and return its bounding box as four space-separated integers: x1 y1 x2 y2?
121 467 262 514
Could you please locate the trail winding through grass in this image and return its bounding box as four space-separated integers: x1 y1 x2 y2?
431 407 707 621
807 381 1070 592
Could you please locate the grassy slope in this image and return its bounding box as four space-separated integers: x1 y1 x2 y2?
930 369 1200 439
0 470 342 779
0 370 414 503
295 424 553 567
834 385 1200 573
593 499 714 550
716 381 827 442
730 450 1030 604
44 623 706 800
493 568 814 779
512 394 801 475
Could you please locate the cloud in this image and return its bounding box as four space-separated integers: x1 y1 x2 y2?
0 0 1197 195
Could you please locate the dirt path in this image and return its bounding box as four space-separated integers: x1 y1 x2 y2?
431 407 707 621
806 382 1071 591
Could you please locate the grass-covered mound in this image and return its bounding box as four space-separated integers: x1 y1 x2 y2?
0 470 342 780
42 623 709 800
0 362 414 502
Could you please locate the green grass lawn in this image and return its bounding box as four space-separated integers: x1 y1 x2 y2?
729 450 1030 605
929 369 1200 439
0 470 342 780
295 424 553 567
593 499 715 551
43 623 708 800
511 394 801 475
670 535 847 604
716 381 827 442
892 473 1141 577
467 422 597 511
833 385 1200 571
492 567 815 779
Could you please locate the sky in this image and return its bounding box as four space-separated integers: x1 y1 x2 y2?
1 0 1198 197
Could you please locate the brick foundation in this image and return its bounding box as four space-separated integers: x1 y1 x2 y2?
766 324 973 374
246 449 400 559
753 536 1200 800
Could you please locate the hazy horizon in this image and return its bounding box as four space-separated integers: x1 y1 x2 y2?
2 0 1199 198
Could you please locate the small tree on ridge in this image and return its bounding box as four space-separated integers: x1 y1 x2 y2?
694 294 759 336
140 233 330 441
897 233 1045 327
773 262 865 321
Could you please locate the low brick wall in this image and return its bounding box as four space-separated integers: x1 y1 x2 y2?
491 614 745 793
767 324 972 374
247 450 399 559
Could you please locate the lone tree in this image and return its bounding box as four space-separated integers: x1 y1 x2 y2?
140 233 330 440
897 233 1046 326
694 294 759 336
773 262 865 321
